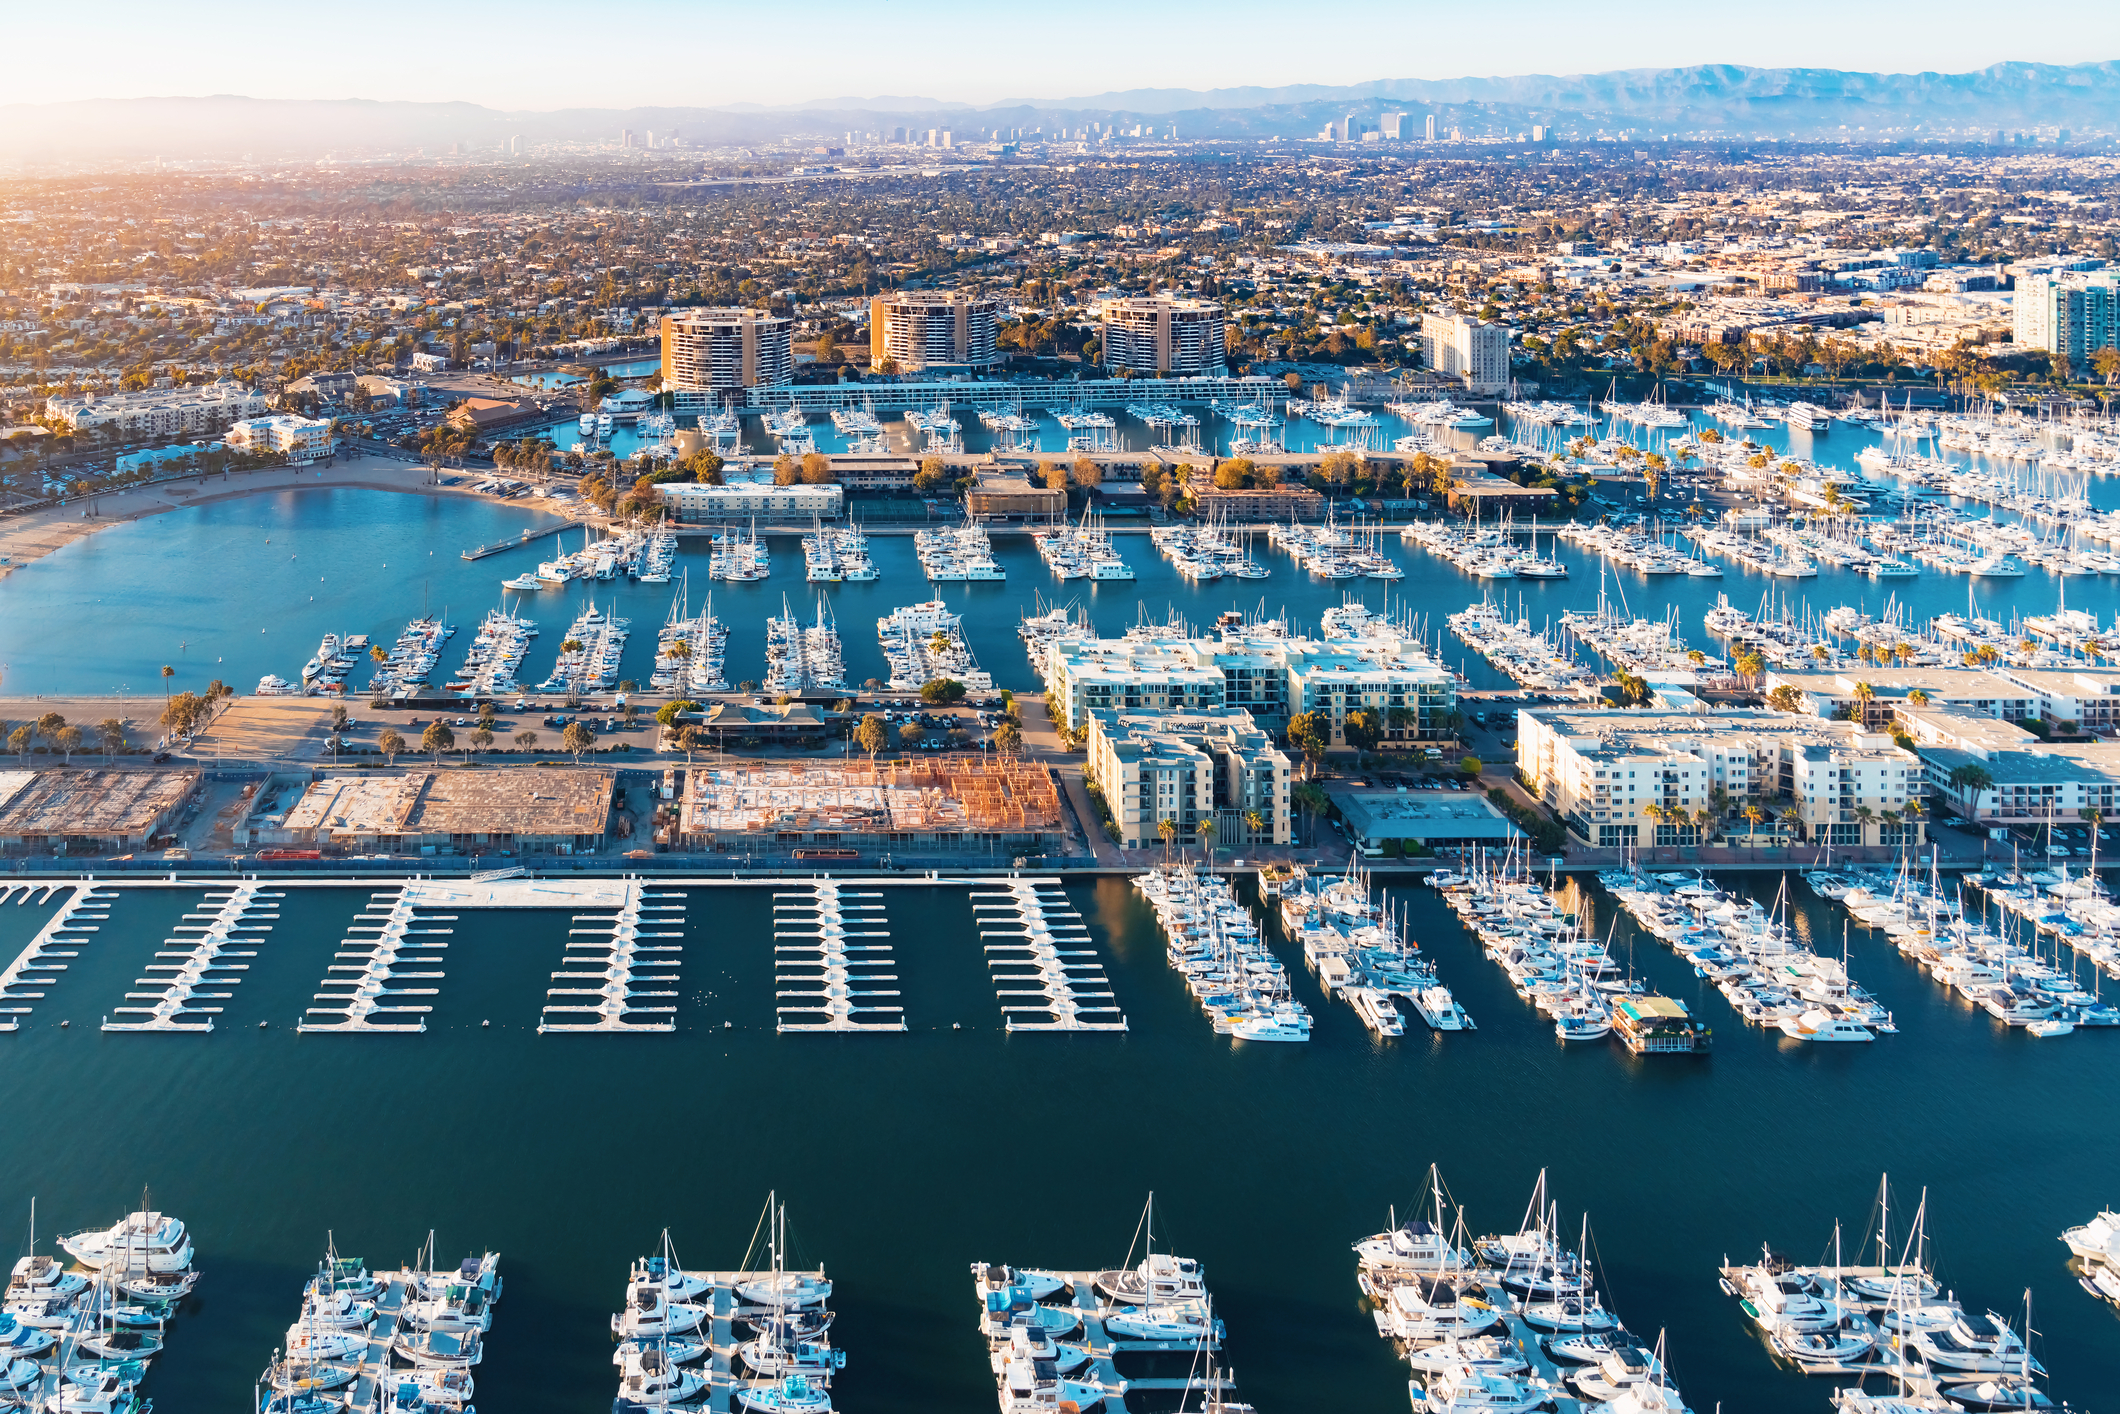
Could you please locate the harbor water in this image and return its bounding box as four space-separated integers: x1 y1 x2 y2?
0 873 2115 1413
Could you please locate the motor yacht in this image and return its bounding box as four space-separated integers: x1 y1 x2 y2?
737 1271 832 1310
1354 1219 1471 1277
384 1368 474 1413
1909 1312 2043 1374
973 1264 1068 1304
393 1326 483 1369
736 1373 834 1414
611 1282 707 1341
1381 1276 1502 1342
1411 1357 1546 1413
58 1212 193 1274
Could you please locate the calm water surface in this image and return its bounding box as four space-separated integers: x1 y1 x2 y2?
1 876 2115 1414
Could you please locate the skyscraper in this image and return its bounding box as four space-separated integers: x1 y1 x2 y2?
1101 296 1228 377
661 309 794 396
870 291 1002 373
1424 115 1438 142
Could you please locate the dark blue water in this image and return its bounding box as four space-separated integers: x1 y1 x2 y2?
1 876 2114 1414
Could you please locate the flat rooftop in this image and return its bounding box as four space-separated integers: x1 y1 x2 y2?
0 769 199 838
1335 791 1520 840
285 770 614 837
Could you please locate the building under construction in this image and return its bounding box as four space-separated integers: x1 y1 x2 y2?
677 756 1062 854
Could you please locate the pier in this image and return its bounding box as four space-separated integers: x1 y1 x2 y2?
540 881 686 1032
104 881 280 1031
459 530 537 561
772 881 905 1030
0 880 114 1031
301 882 454 1032
972 878 1128 1031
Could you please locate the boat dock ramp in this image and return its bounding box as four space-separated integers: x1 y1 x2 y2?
541 882 686 1032
773 880 905 1030
973 878 1127 1031
105 882 280 1031
0 880 115 1031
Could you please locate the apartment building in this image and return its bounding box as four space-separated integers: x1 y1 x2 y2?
2013 270 2120 360
868 290 1001 373
1898 708 2120 825
1419 311 1510 394
1763 667 2035 727
1517 708 1925 850
1101 296 1228 377
45 382 269 437
1044 629 1455 746
660 308 794 397
1085 707 1291 850
224 413 333 463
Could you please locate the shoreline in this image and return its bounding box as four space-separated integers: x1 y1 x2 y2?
0 454 551 578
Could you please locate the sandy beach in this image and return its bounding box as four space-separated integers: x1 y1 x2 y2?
0 453 559 577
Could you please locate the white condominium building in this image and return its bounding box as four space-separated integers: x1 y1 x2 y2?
1101 296 1227 377
660 308 794 394
1516 707 1924 851
868 290 1001 373
45 381 269 437
1420 311 1510 394
1085 707 1292 850
225 413 333 463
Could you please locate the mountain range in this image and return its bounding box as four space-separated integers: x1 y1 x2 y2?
3 62 2115 162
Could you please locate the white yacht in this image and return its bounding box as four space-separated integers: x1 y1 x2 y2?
1354 1218 1470 1276
613 1344 709 1412
58 1212 193 1274
736 1373 834 1414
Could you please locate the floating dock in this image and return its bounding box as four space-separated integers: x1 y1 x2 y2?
0 880 115 1031
972 879 1127 1031
773 881 905 1031
105 882 280 1031
301 883 454 1032
541 882 686 1032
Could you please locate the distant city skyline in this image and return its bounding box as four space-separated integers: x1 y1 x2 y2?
9 0 2120 111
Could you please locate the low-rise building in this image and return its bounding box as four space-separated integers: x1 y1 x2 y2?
445 398 540 436
965 469 1066 519
225 413 334 463
1763 667 2035 727
1334 791 1521 852
655 473 842 521
1990 667 2120 732
251 768 614 854
1517 707 1924 850
0 769 200 854
1896 708 2120 825
1085 707 1290 850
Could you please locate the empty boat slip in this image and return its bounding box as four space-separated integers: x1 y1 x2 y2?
541 884 686 1033
104 882 281 1032
0 881 116 1031
773 881 905 1031
971 879 1127 1032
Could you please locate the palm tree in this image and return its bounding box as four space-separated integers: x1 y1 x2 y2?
160 664 174 705
1743 804 1767 838
1780 806 1803 840
1244 808 1267 844
1851 681 1875 722
1195 817 1217 862
1906 688 1931 706
1157 817 1178 861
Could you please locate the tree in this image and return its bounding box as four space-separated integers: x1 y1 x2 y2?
1157 817 1179 860
98 718 126 763
1244 808 1267 842
994 722 1023 755
1735 651 1765 687
1038 459 1068 491
1851 681 1876 721
1743 804 1767 837
6 725 28 763
1906 688 1931 706
912 456 948 494
562 721 594 763
421 720 456 762
514 730 539 751
471 727 494 760
1286 711 1329 764
160 664 173 704
655 698 699 727
1767 684 1803 714
854 714 888 759
675 726 702 764
1342 709 1382 753
1071 456 1102 490
1215 458 1254 490
1195 818 1217 855
919 678 967 704
1948 762 1994 796
477 702 498 730
1291 781 1329 843
800 451 836 485
377 728 406 765
53 725 82 764
772 454 800 487
898 721 926 750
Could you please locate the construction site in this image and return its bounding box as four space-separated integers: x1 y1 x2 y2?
674 756 1064 854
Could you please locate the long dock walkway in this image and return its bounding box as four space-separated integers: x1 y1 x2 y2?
773 881 904 1031
541 881 687 1032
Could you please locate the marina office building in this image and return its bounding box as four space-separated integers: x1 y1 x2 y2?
1101 296 1228 377
868 290 1002 373
1045 631 1456 749
1085 707 1292 850
659 308 794 411
1516 708 1926 850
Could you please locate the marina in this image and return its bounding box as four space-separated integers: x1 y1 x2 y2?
0 872 2117 1414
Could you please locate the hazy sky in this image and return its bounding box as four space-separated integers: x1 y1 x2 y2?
10 0 2119 109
